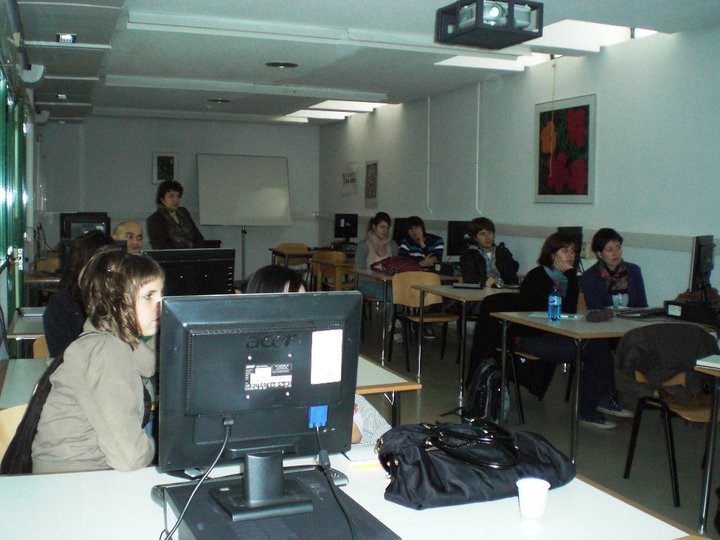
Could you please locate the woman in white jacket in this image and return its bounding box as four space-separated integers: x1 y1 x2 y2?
32 247 164 473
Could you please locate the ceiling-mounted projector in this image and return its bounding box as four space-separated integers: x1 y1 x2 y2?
436 0 543 50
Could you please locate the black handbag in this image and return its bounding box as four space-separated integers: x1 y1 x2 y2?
377 422 575 510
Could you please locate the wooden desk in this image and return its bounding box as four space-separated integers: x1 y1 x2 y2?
0 458 692 539
23 272 60 306
268 247 314 266
311 258 354 291
356 355 421 426
694 364 720 533
491 311 659 463
413 284 517 405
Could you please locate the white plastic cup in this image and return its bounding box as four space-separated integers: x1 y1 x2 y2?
516 477 550 520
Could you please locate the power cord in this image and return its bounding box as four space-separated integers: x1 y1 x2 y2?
157 418 234 540
314 428 357 540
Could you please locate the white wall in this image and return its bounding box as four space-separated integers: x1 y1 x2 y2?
318 25 720 306
36 117 321 279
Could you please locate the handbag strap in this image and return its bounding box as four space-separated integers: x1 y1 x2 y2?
423 422 520 470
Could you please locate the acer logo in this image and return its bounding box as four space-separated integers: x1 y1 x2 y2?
246 334 298 348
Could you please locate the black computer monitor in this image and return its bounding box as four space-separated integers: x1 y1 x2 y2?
158 291 361 520
143 248 235 296
392 217 410 246
446 221 471 257
689 235 714 295
59 212 110 240
333 213 358 244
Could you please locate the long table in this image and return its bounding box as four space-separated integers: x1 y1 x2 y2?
694 364 720 533
491 312 675 463
0 457 694 539
413 284 517 406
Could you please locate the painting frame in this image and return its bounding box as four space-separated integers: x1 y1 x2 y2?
152 152 178 184
534 94 596 204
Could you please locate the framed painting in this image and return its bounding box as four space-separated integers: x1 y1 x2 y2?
534 94 596 203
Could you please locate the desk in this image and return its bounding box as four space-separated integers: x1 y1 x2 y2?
0 358 50 409
491 312 653 463
354 268 393 365
0 459 692 539
311 258 354 291
413 284 517 405
268 247 314 266
356 355 421 426
7 309 45 341
694 364 720 533
23 272 60 306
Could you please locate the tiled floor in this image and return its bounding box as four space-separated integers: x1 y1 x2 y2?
359 311 720 538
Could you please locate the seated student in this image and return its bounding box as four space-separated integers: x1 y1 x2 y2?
247 264 390 444
460 217 519 288
398 216 444 268
354 212 399 328
147 180 205 249
32 248 164 473
580 228 648 310
515 232 628 428
43 230 114 358
112 220 144 253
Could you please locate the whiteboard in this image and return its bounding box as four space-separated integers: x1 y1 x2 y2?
197 153 291 226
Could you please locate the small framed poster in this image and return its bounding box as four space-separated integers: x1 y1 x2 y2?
152 152 177 184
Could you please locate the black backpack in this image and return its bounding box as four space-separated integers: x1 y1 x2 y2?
463 356 507 423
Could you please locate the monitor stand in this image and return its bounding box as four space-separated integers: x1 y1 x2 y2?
209 452 312 522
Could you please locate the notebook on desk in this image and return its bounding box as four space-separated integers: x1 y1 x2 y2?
615 307 665 318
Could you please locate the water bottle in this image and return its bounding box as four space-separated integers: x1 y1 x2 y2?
548 284 562 321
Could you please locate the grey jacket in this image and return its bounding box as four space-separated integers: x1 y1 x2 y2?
32 321 156 473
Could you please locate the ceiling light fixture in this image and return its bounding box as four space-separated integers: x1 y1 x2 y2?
56 33 77 44
57 93 68 101
310 100 387 112
288 110 354 120
207 98 230 104
265 62 298 69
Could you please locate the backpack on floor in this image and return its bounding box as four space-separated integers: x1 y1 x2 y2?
463 357 508 423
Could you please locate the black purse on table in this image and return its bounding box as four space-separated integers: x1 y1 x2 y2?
377 421 575 510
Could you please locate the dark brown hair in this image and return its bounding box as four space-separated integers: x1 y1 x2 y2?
246 265 305 293
155 179 184 205
468 217 496 238
79 247 164 348
60 230 115 301
537 232 577 267
591 228 623 253
367 211 392 231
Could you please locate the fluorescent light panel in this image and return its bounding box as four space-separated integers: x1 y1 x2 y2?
288 110 354 120
310 100 386 112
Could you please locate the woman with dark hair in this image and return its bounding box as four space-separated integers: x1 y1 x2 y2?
246 264 390 444
354 212 399 327
580 228 648 310
33 247 165 473
515 232 627 428
460 217 519 287
147 179 205 249
43 229 115 357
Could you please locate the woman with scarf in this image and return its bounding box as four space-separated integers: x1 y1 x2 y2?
580 228 648 310
354 211 399 327
514 232 629 428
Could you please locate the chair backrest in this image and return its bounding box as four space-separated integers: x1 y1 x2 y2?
276 243 311 267
33 336 49 359
616 323 719 389
312 250 347 264
392 271 442 308
0 405 28 463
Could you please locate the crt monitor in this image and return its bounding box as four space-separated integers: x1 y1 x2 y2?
143 248 235 296
333 213 358 244
59 212 110 240
158 291 361 520
446 221 471 257
689 235 714 295
392 217 410 246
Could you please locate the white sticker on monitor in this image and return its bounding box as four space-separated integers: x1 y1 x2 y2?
311 329 343 384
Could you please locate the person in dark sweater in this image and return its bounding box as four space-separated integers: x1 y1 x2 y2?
580 228 648 310
460 217 519 288
515 232 629 428
398 216 444 268
43 230 114 357
146 180 205 249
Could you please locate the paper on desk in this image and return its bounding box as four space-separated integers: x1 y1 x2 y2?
528 312 580 319
342 443 381 468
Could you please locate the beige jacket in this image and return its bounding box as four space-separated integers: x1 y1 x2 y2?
32 321 156 473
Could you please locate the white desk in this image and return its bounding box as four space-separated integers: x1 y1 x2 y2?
0 458 692 539
7 309 45 340
0 358 50 409
357 355 421 425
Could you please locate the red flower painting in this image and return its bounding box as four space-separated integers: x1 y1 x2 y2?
536 97 593 201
